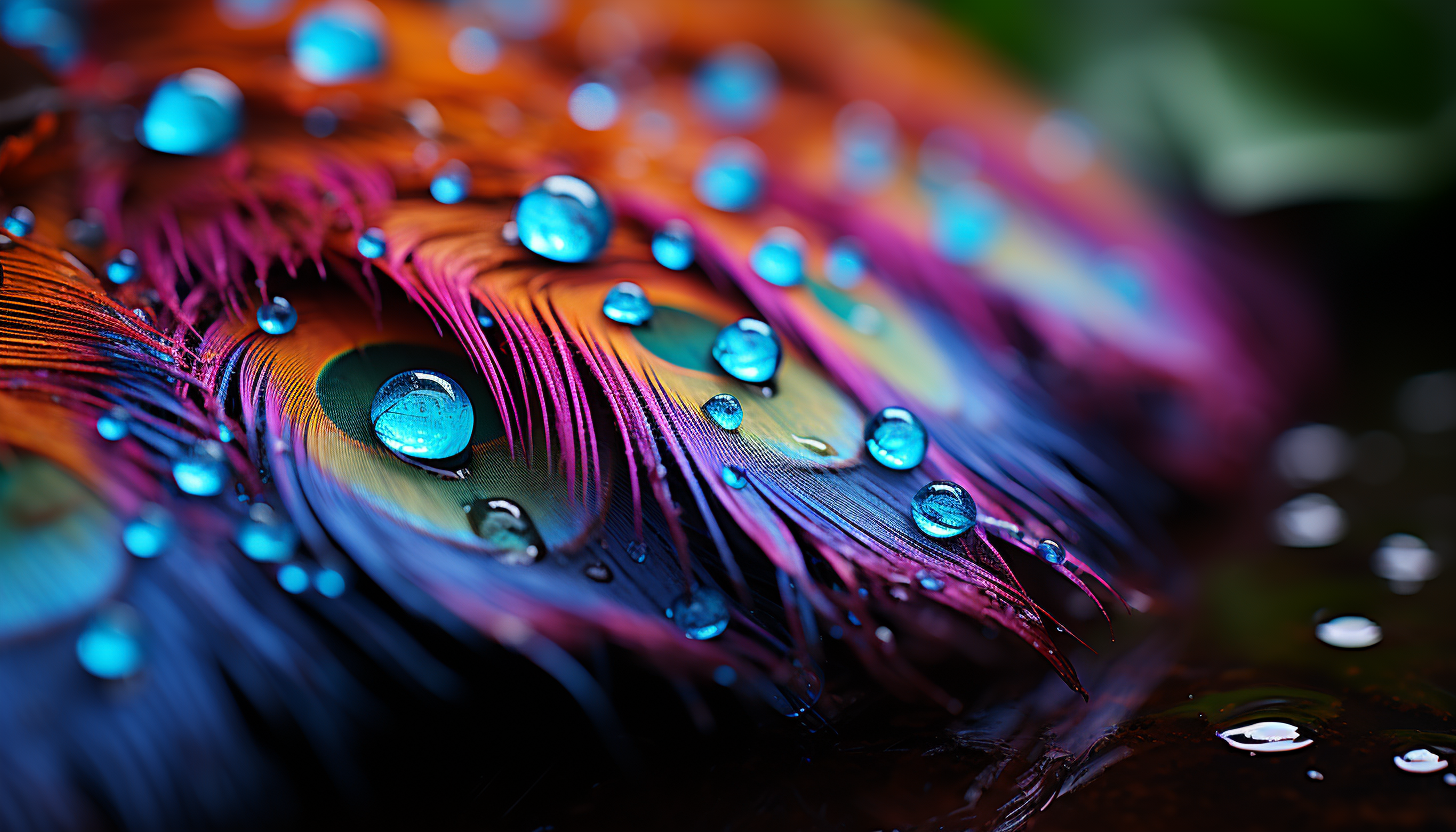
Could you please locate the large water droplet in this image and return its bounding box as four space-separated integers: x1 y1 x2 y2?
430 159 471 204
824 237 868 288
1215 722 1313 753
751 227 806 287
722 464 748 489
357 227 386 259
1271 493 1347 548
703 393 744 430
289 0 385 84
712 318 780 383
1 0 83 71
1037 539 1066 565
652 219 695 270
105 249 140 284
568 81 619 131
122 504 171 558
834 100 898 193
929 181 1004 265
1393 748 1448 774
370 370 475 462
514 174 613 263
911 481 977 538
693 138 765 212
666 586 730 639
864 406 927 470
173 440 228 496
138 69 243 156
693 42 778 129
236 504 299 562
96 406 130 441
76 606 144 679
602 281 653 325
466 498 544 565
257 296 297 335
1315 615 1382 649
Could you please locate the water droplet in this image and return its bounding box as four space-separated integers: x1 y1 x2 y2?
929 181 1004 265
1271 493 1347 547
217 420 232 442
236 504 299 562
750 227 806 287
1037 539 1066 566
651 219 695 270
173 440 228 496
430 159 471 204
466 498 545 565
257 296 297 335
449 26 499 74
834 100 898 193
824 237 868 288
303 105 337 137
96 406 130 441
357 226 386 259
1315 615 1382 649
2 206 34 238
722 464 748 489
289 0 384 84
911 481 977 538
1445 772 1456 786
666 586 730 639
693 42 778 128
847 610 862 624
314 568 346 597
915 570 944 592
584 561 613 582
1 0 83 70
602 281 653 326
1394 748 1449 774
1371 533 1439 594
1215 722 1313 753
712 318 781 383
1274 423 1352 486
514 175 613 263
875 625 893 643
277 563 309 593
703 393 744 431
693 138 765 212
105 249 140 284
627 540 647 563
1307 770 1324 781
76 606 144 679
712 664 737 686
789 435 836 456
568 81 619 131
370 370 475 460
122 505 172 558
864 406 927 470
138 68 243 156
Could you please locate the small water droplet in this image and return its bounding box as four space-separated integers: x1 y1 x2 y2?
666 586 730 639
1037 539 1066 565
750 227 806 287
96 406 130 441
289 0 385 84
929 181 1003 265
370 370 475 461
584 561 613 582
911 481 977 538
693 42 777 128
3 206 34 238
501 220 519 245
1306 770 1324 780
864 406 927 469
1314 615 1382 649
712 664 737 686
1215 722 1313 753
217 420 234 443
106 249 140 284
277 563 309 593
357 227 386 258
138 69 243 155
237 504 299 562
824 238 869 288
874 625 893 643
721 464 748 489
602 281 653 325
257 296 298 335
1371 533 1439 594
173 440 228 496
314 568 346 597
1271 493 1347 547
568 81 619 131
712 318 780 383
915 570 944 591
76 605 144 679
789 435 836 456
303 105 337 136
652 219 695 270
703 393 744 430
122 504 172 558
1394 748 1449 774
449 26 499 74
834 100 898 193
466 498 545 565
627 540 648 563
1444 772 1456 786
430 159 472 204
693 137 765 212
514 175 613 263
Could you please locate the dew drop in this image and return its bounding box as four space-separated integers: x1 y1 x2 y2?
173 440 228 496
651 219 695 270
1314 615 1381 649
824 237 868 288
314 568 346 597
721 464 748 489
122 505 172 558
1445 773 1456 786
1037 539 1066 566
471 297 495 328
1306 770 1324 781
1394 748 1449 774
915 570 945 592
370 370 475 461
789 435 836 456
692 42 778 129
217 421 233 443
568 81 619 131
257 296 297 335
289 0 385 85
713 664 737 686
602 281 653 325
96 406 130 441
693 138 765 212
911 481 977 538
751 227 806 287
703 393 744 431
627 540 647 563
666 586 730 639
712 318 781 383
929 181 1003 265
875 625 893 643
3 206 34 238
1371 533 1439 594
1271 493 1347 547
864 406 927 470
236 504 299 562
106 249 140 284
137 69 243 156
449 26 499 74
430 159 471 204
514 174 613 263
76 606 144 679
584 561 613 582
1215 722 1313 753
466 498 545 565
357 227 386 259
277 563 309 594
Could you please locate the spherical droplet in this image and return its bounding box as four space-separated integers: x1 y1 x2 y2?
217 420 233 443
449 26 499 74
236 505 299 562
929 181 1004 265
602 281 652 325
1037 539 1066 565
824 237 868 288
357 227 386 259
466 498 545 565
712 664 737 686
289 0 385 85
430 159 471 204
173 440 228 496
138 69 243 156
370 370 475 460
721 464 748 489
911 481 977 538
4 205 35 238
104 248 140 284
666 586 730 639
651 219 695 270
703 393 744 431
96 406 130 441
915 570 945 592
1314 615 1382 649
751 227 806 287
693 42 778 129
1307 770 1324 781
314 568 346 597
712 318 780 383
1271 493 1347 548
256 296 297 335
1394 748 1449 774
864 406 927 470
584 561 613 582
568 81 619 131
514 174 613 263
1215 722 1313 753
277 563 309 593
76 606 144 679
627 540 647 563
122 505 172 558
471 297 495 328
693 138 764 212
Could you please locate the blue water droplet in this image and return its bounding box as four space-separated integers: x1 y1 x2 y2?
602 281 653 325
666 586 730 639
703 394 743 430
3 0 83 71
568 81 619 131
289 0 384 84
122 505 171 558
712 318 781 383
824 238 868 288
277 563 309 593
915 569 945 592
450 26 499 74
371 370 475 460
930 181 1004 265
237 505 299 562
138 69 243 156
4 206 35 237
1037 539 1066 565
76 607 144 679
96 406 129 441
303 105 337 137
712 664 737 686
173 440 228 496
257 296 297 335
357 226 386 258
693 138 764 212
627 540 648 563
314 568 346 597
911 481 977 538
514 175 613 263
217 420 233 443
847 610 862 624
693 42 778 129
721 464 748 489
106 249 140 284
471 297 495 328
834 100 898 193
466 498 545 564
430 159 471 204
751 227 805 287
864 406 927 470
651 219 695 270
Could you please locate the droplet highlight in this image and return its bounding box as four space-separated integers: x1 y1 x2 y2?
357 227 386 259
712 318 781 383
430 159 472 204
1394 748 1448 774
371 370 474 462
1314 615 1381 649
1037 539 1066 566
721 464 748 489
911 481 977 538
96 406 129 441
863 406 927 470
236 504 299 563
703 393 744 431
584 561 613 582
76 606 144 679
514 174 613 263
277 563 309 593
915 570 945 592
106 249 140 284
666 586 730 639
122 505 171 558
